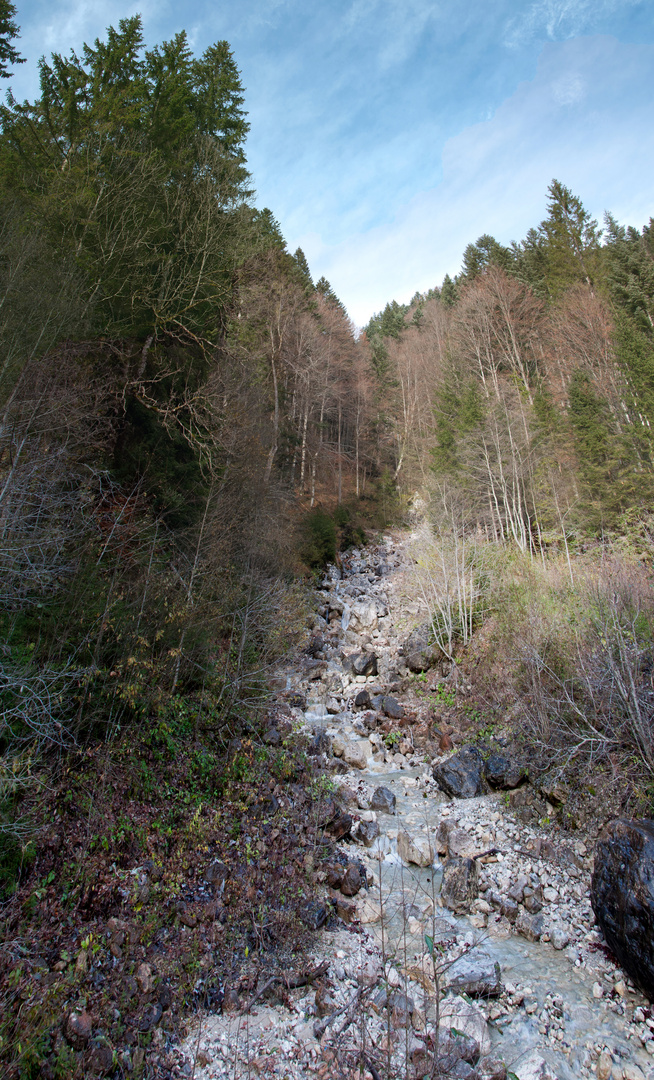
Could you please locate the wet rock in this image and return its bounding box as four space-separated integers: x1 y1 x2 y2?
343 742 368 770
483 754 528 789
441 857 478 913
446 957 502 998
382 696 404 720
403 623 436 673
354 688 372 709
397 829 435 867
515 910 545 941
433 747 484 799
65 1010 93 1048
299 900 329 930
591 818 654 999
351 652 378 677
370 786 396 814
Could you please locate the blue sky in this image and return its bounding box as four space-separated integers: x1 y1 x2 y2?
7 0 654 325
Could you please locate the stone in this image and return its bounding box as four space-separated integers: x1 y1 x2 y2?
343 742 368 770
137 1003 162 1032
623 1066 646 1080
591 819 654 999
331 733 346 757
437 1034 481 1065
397 829 435 868
356 819 380 847
388 992 414 1028
335 897 357 922
358 898 382 923
352 652 378 677
539 775 567 806
382 696 404 720
433 747 484 799
64 1010 93 1048
349 600 379 632
370 786 396 814
308 731 331 756
508 875 529 903
483 753 528 789
438 995 491 1056
354 689 372 709
441 857 478 913
446 957 502 998
515 910 545 941
299 900 329 930
597 1052 613 1080
135 963 152 994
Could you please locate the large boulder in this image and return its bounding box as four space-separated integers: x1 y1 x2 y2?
370 786 396 814
591 819 654 999
351 652 378 677
433 747 484 799
343 741 368 770
397 829 435 868
441 856 478 913
349 600 379 632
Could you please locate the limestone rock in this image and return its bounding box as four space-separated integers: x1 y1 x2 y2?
441 856 478 913
397 829 435 868
438 994 491 1056
343 741 368 770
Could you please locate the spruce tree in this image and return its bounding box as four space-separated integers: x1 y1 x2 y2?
0 0 24 78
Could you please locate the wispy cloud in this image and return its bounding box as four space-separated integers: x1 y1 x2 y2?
504 0 645 47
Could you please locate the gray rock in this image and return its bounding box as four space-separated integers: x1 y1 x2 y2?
403 622 436 673
441 856 479 913
477 1057 507 1080
550 925 570 951
370 786 396 814
356 819 380 847
354 688 372 709
299 900 329 930
352 652 378 677
433 747 484 799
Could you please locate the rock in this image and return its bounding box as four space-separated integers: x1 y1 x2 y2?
308 731 331 756
352 653 378 677
446 957 502 998
315 984 336 1017
597 1052 613 1080
343 742 368 770
358 898 382 923
539 775 567 806
331 733 346 757
340 864 363 897
64 1010 93 1048
88 1038 114 1074
403 623 436 673
433 747 484 799
438 1034 481 1065
549 925 570 951
508 875 529 903
483 754 528 789
397 829 435 868
370 786 396 814
382 696 404 720
299 900 329 930
515 910 545 941
439 995 491 1056
354 689 372 709
441 857 478 913
356 819 380 847
335 897 357 922
591 819 654 999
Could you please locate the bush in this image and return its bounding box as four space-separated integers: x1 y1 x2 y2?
300 507 336 568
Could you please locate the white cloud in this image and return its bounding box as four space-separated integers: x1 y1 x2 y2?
504 0 644 47
294 35 654 325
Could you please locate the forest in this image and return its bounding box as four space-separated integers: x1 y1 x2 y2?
1 5 654 1077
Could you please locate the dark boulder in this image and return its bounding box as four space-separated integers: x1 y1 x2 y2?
299 900 329 930
483 754 527 789
357 819 380 847
441 856 478 913
308 731 331 756
434 747 484 799
369 786 396 814
591 819 654 999
325 812 353 840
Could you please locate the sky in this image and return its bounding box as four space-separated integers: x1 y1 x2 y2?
7 0 654 326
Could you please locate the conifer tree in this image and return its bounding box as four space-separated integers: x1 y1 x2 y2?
0 0 24 78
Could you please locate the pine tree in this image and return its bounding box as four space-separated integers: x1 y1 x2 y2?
538 180 602 296
461 234 514 281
